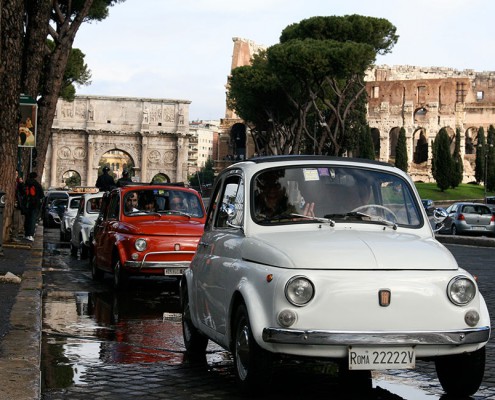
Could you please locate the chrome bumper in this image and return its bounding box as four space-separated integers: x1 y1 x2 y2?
262 326 491 346
124 250 193 272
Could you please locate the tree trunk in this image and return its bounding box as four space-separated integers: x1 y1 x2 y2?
0 0 24 241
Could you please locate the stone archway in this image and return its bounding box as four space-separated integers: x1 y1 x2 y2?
151 173 171 183
62 170 81 188
98 149 135 182
388 127 400 160
370 128 380 159
413 128 428 164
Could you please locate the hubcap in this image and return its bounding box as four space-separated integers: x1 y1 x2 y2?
236 323 250 380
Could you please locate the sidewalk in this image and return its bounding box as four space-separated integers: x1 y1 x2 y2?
0 224 43 400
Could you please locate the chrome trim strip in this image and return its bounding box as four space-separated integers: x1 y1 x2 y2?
125 260 190 270
262 326 491 346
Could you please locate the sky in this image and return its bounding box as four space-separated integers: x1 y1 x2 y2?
74 0 495 121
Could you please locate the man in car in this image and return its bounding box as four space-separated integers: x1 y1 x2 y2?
125 192 139 212
170 195 187 212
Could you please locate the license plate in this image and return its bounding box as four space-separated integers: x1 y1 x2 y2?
164 268 185 276
471 226 484 230
348 346 415 370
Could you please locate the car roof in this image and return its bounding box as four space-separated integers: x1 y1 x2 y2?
247 155 392 168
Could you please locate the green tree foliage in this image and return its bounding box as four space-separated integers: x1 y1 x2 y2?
189 158 216 191
451 127 464 189
475 127 486 184
357 125 375 160
432 128 454 191
42 40 92 102
227 15 398 156
394 127 408 172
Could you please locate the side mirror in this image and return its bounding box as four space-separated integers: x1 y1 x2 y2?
220 203 242 228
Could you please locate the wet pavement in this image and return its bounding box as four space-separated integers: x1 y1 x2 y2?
2 227 495 399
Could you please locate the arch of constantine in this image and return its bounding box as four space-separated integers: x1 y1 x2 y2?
43 95 191 188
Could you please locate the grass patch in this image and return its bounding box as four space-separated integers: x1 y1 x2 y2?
415 182 494 201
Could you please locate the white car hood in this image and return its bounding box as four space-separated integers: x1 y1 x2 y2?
242 229 457 270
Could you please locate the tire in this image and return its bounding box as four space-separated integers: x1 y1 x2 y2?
113 259 128 290
80 236 89 259
435 347 485 396
451 224 457 235
182 286 208 356
70 242 78 257
90 255 104 281
233 304 272 394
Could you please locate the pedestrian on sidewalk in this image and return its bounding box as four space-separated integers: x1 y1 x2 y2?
11 170 26 241
23 172 43 242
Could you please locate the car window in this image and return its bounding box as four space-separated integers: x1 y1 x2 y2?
215 175 244 228
87 197 102 213
252 166 421 227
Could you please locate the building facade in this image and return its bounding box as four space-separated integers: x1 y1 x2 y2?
43 95 191 188
218 38 495 182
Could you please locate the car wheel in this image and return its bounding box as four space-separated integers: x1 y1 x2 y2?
80 237 89 259
113 259 128 290
233 304 272 394
70 242 78 257
182 286 208 356
435 347 485 396
451 224 457 235
90 256 104 281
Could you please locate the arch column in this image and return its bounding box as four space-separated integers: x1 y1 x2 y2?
141 136 148 182
86 135 95 186
50 132 58 187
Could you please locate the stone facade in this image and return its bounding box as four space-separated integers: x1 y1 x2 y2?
44 95 191 188
220 38 495 183
365 65 495 182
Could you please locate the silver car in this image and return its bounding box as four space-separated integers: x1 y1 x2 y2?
439 202 495 236
70 192 104 258
60 195 82 241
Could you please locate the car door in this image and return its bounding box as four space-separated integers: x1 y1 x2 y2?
192 171 245 339
95 192 120 271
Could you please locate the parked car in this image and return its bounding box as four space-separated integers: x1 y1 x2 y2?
46 198 68 227
181 156 490 397
437 202 495 236
70 192 104 258
42 190 69 227
91 184 206 289
485 196 495 213
421 198 435 216
60 195 82 241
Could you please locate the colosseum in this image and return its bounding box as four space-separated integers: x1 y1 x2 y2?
218 38 495 182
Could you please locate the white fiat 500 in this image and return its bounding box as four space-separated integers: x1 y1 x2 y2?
181 156 490 396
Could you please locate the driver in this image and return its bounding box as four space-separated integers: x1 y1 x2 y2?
255 170 314 220
125 192 139 212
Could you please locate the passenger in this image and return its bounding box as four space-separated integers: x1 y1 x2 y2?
125 192 139 212
170 195 187 212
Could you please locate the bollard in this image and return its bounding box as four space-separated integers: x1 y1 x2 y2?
0 190 5 256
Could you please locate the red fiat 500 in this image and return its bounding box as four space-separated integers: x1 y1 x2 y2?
91 184 206 289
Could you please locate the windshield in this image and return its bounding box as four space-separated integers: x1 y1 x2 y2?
123 189 204 218
252 166 422 228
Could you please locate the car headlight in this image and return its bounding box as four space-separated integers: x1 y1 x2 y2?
447 276 476 306
285 276 314 306
135 238 147 252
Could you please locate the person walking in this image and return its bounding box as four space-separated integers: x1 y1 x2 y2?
23 172 44 242
11 171 26 241
95 166 115 192
116 169 132 187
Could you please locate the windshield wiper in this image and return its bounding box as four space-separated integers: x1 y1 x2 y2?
290 213 335 227
327 211 397 230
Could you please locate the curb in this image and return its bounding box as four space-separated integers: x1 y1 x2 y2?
0 224 43 400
